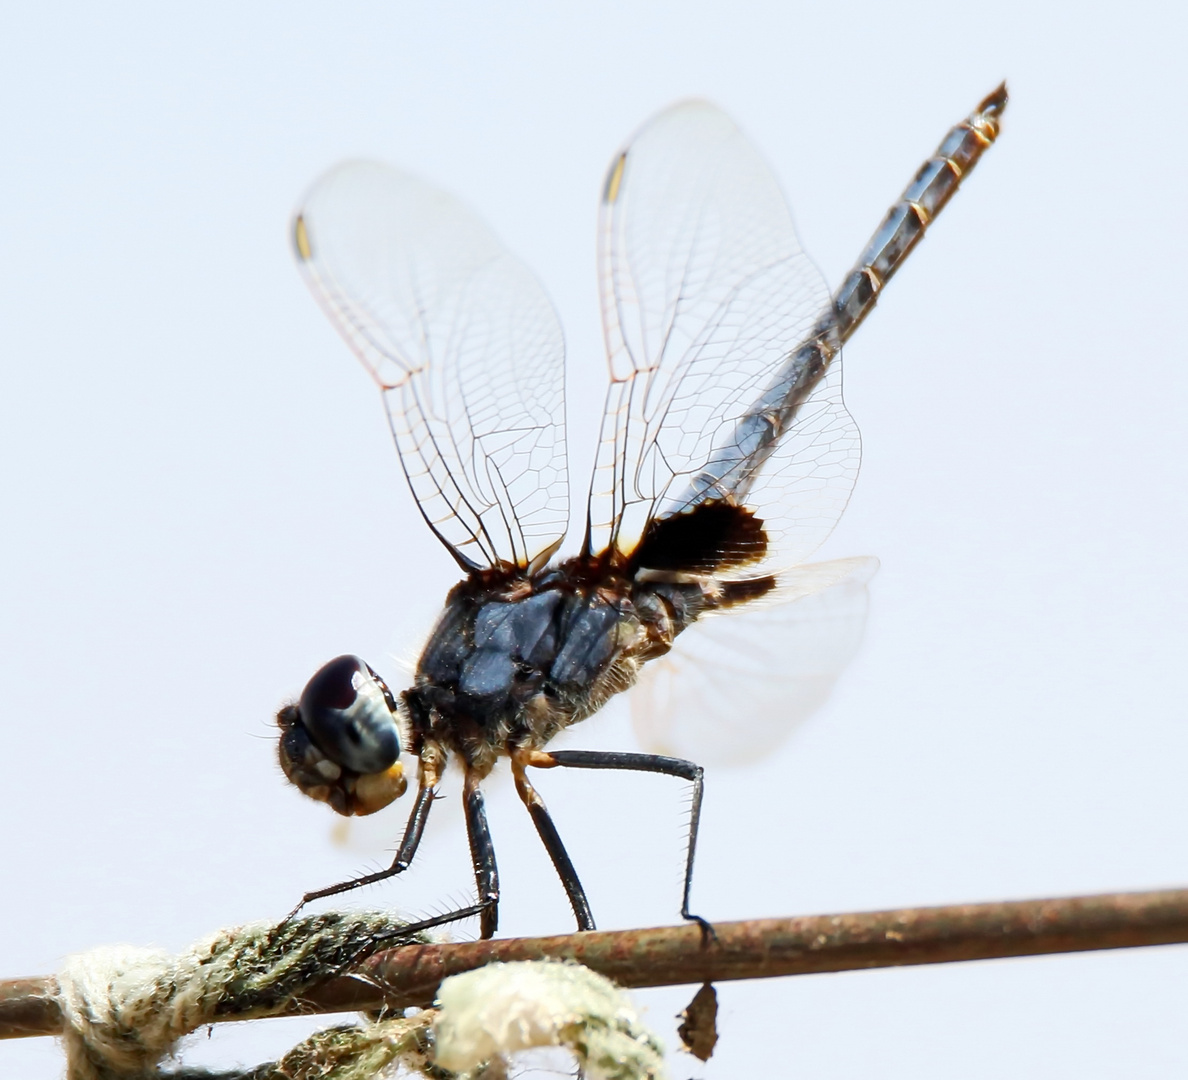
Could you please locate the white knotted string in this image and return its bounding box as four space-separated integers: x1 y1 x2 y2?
54 917 666 1080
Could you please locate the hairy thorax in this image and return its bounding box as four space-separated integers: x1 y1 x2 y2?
402 559 715 778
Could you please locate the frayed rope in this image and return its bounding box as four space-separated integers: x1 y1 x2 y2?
57 911 432 1080
56 915 666 1080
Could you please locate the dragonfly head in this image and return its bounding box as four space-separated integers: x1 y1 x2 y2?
276 654 409 816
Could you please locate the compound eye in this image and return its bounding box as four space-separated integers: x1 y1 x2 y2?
298 654 402 774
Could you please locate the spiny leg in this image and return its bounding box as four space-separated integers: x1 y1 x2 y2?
512 752 596 931
370 902 489 944
331 902 492 976
286 779 436 920
524 749 712 939
463 771 501 939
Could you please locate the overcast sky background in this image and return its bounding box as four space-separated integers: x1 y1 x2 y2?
3 2 1187 1076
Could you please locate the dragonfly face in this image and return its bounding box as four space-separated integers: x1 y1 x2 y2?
277 654 407 816
278 86 1007 937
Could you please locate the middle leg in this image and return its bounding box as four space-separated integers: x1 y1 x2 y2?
463 769 501 939
511 751 596 931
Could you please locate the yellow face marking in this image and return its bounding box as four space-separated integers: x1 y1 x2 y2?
352 760 407 815
293 214 312 261
604 152 627 204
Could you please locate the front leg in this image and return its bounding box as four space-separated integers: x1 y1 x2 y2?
286 778 436 920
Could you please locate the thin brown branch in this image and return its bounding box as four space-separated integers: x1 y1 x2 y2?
6 887 1188 1041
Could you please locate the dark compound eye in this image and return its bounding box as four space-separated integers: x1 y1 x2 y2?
298 654 402 774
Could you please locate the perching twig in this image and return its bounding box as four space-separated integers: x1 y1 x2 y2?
5 886 1188 1041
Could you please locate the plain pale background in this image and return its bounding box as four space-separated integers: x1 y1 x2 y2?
3 2 1187 1076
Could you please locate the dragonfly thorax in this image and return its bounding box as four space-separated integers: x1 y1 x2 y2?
404 564 715 777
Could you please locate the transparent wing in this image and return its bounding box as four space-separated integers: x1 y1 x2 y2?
295 161 569 571
630 558 876 764
587 101 860 574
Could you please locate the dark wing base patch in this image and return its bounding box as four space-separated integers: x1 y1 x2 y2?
717 574 778 607
627 500 768 575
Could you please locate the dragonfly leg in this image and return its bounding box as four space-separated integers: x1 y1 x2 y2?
285 779 437 920
526 749 712 941
463 771 501 939
511 752 596 931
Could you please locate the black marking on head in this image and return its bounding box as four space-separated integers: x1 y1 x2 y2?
628 501 768 575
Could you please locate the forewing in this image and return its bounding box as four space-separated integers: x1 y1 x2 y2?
295 161 568 571
630 558 876 764
587 101 859 573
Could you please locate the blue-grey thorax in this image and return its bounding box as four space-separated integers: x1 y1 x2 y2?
404 569 708 773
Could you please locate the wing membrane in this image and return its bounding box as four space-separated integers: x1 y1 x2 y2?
295 161 568 571
587 101 859 573
630 557 876 763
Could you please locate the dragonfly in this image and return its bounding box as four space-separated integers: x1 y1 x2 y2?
277 84 1007 939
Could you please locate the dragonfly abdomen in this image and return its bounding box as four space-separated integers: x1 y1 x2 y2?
673 86 1007 515
833 83 1007 343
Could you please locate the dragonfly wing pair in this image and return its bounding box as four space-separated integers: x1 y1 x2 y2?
294 102 868 756
294 163 569 573
589 100 860 573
